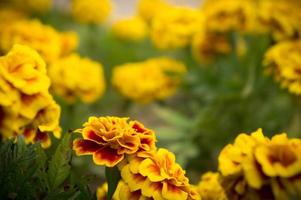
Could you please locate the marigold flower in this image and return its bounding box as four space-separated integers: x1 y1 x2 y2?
59 31 79 57
112 16 148 42
73 116 157 167
258 0 301 41
48 53 105 104
263 40 301 95
201 0 260 34
71 0 112 25
196 172 227 200
255 134 301 178
0 44 50 95
112 57 186 103
120 148 200 200
218 129 301 199
0 44 61 148
0 19 62 63
150 6 203 49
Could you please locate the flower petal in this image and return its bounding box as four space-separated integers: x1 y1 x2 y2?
139 158 164 182
121 165 146 191
93 146 124 167
162 182 188 200
141 178 164 200
73 139 100 155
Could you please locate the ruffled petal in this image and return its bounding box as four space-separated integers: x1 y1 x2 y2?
73 139 101 155
139 158 164 182
93 146 124 167
121 165 146 191
162 182 188 200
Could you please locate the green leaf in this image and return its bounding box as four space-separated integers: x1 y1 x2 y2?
105 166 121 200
48 133 72 190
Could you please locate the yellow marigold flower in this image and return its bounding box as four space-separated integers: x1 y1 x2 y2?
0 44 61 148
255 134 301 178
137 0 169 23
258 0 301 41
0 19 62 63
120 148 200 200
71 0 112 25
191 29 231 63
73 116 157 167
263 40 301 95
218 129 301 199
48 53 105 104
197 172 227 200
12 0 52 13
201 0 260 34
218 129 268 189
112 16 148 42
112 57 186 103
0 44 50 95
150 6 203 49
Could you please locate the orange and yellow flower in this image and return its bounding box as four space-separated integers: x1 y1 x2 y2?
73 116 156 167
120 148 200 200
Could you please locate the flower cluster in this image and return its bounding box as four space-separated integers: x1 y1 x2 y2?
197 129 301 199
73 116 199 200
0 44 61 148
0 19 78 63
71 0 112 25
112 57 186 103
111 16 148 42
264 40 301 95
48 53 105 104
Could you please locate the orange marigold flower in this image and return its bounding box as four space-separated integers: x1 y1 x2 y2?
73 116 157 167
120 148 200 200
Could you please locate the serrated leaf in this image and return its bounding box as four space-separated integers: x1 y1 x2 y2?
48 133 72 190
105 166 120 200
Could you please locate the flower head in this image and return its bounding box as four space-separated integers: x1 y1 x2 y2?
264 40 301 95
71 0 112 25
48 53 105 104
120 148 200 200
112 57 186 103
0 44 61 148
73 116 157 167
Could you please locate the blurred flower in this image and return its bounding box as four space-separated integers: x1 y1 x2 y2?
196 172 227 200
137 0 169 23
112 16 148 42
48 53 105 104
264 40 301 95
258 0 301 41
218 129 301 199
0 44 50 95
0 19 61 62
112 57 186 103
192 29 231 63
150 6 203 49
71 0 112 25
120 148 200 200
255 134 301 178
201 0 261 34
73 116 157 167
0 44 61 148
